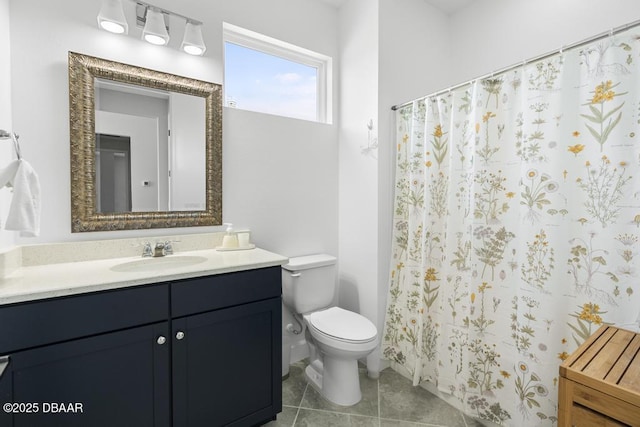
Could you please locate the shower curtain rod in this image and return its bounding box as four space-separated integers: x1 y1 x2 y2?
390 18 640 111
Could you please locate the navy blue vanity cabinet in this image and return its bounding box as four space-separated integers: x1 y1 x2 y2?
0 284 171 427
0 266 282 427
171 267 282 427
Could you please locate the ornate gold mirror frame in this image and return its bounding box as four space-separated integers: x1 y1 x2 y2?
68 52 222 232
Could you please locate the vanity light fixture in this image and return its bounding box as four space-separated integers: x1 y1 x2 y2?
97 0 128 34
96 0 206 55
181 21 206 56
142 7 170 46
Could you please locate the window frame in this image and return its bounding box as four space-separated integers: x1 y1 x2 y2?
223 22 332 124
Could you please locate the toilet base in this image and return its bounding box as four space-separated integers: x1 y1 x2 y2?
305 357 362 406
304 360 323 392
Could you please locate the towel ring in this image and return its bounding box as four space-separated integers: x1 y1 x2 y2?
0 129 22 160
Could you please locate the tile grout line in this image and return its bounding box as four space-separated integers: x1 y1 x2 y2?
377 371 381 427
296 405 379 419
462 410 469 427
294 406 385 424
291 382 308 427
291 406 301 426
378 416 454 427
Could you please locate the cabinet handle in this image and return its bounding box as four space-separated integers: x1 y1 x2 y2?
157 336 167 345
0 356 9 379
291 273 301 278
176 331 185 340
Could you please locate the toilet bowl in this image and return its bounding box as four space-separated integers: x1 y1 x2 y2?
281 255 378 406
303 307 377 406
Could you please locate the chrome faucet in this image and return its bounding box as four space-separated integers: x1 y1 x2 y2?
153 242 166 257
142 241 175 257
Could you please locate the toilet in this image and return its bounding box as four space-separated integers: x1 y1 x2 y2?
282 254 378 406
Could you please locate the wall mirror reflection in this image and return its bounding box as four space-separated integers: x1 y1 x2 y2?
94 78 206 213
69 52 222 232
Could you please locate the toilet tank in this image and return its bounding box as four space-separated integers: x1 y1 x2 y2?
282 254 337 314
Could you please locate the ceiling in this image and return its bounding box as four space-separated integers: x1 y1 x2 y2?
318 0 477 15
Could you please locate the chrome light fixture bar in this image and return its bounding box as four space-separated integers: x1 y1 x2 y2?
97 0 206 56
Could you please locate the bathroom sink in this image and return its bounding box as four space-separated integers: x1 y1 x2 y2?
110 255 208 273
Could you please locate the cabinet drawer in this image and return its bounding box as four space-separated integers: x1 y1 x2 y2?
571 382 638 426
0 284 169 353
171 267 281 317
571 404 628 427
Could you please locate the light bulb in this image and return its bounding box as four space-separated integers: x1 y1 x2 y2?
100 20 126 34
183 45 204 55
145 34 168 45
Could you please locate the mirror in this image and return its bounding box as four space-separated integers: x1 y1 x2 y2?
68 52 222 232
94 78 206 213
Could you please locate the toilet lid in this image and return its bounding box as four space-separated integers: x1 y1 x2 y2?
308 307 377 342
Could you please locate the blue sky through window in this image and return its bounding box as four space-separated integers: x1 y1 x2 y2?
224 42 318 121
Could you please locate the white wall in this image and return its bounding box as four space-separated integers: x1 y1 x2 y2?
170 93 206 211
223 108 338 257
8 0 339 258
449 0 640 85
379 0 452 107
337 0 379 369
337 0 451 374
0 0 15 250
376 0 451 371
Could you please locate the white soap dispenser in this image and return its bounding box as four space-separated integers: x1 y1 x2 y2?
221 223 239 249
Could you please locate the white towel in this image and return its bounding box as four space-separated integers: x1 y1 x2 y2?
0 159 41 237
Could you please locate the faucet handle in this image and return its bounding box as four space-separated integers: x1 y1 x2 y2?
142 242 153 257
163 240 174 255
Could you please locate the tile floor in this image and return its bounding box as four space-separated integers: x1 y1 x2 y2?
265 361 484 427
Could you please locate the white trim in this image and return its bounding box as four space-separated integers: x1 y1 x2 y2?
223 22 332 124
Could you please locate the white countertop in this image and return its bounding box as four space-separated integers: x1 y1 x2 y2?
0 248 288 305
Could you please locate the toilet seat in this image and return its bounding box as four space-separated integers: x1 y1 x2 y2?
307 307 377 343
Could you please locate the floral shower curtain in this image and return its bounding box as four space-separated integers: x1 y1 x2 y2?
383 26 640 426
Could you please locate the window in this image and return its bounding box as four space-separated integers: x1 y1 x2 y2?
223 23 332 123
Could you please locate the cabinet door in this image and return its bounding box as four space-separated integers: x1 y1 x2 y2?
173 297 281 427
0 322 170 427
